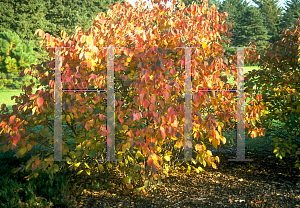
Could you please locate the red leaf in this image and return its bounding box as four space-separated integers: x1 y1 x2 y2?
256 94 262 101
167 107 174 115
143 99 150 108
88 107 93 114
153 112 159 117
118 116 124 124
13 132 21 145
160 126 166 139
165 84 172 93
36 97 44 107
80 106 85 113
149 104 155 112
98 114 106 121
170 68 176 75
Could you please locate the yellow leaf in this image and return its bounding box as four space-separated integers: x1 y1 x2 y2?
123 125 128 131
86 169 91 175
218 125 221 134
84 162 90 169
164 155 170 161
215 130 220 139
27 144 32 151
107 163 112 169
136 151 142 159
34 173 39 178
211 162 217 169
66 115 71 123
206 150 212 156
74 162 81 168
212 139 218 149
98 164 104 172
87 36 92 45
77 170 83 175
171 136 177 140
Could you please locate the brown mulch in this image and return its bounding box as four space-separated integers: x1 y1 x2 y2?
62 151 300 208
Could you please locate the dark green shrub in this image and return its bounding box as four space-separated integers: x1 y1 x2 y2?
0 149 74 207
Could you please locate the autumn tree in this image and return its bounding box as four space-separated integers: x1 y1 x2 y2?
0 0 265 195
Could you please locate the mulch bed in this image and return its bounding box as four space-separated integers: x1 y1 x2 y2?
63 150 300 208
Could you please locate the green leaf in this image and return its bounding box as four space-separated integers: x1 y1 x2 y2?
144 180 149 187
34 173 39 178
40 128 51 137
158 47 163 53
125 78 131 86
134 164 140 172
155 59 160 67
88 149 97 158
20 147 27 155
53 164 59 172
167 49 173 55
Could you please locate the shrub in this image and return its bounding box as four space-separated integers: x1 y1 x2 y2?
0 0 265 197
244 18 300 170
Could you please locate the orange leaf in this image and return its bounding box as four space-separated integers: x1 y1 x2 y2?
212 162 217 169
160 126 166 139
147 158 153 166
212 138 218 149
9 115 16 124
126 183 133 189
256 94 262 101
151 94 156 104
162 91 169 102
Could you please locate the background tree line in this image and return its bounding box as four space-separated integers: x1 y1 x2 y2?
173 0 299 64
0 0 299 86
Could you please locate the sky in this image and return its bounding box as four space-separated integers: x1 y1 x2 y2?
126 0 289 11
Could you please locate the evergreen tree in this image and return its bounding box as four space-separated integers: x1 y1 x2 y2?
279 0 300 32
43 0 125 40
217 0 251 58
0 0 53 65
0 0 126 65
252 0 285 44
0 30 39 89
235 5 271 52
